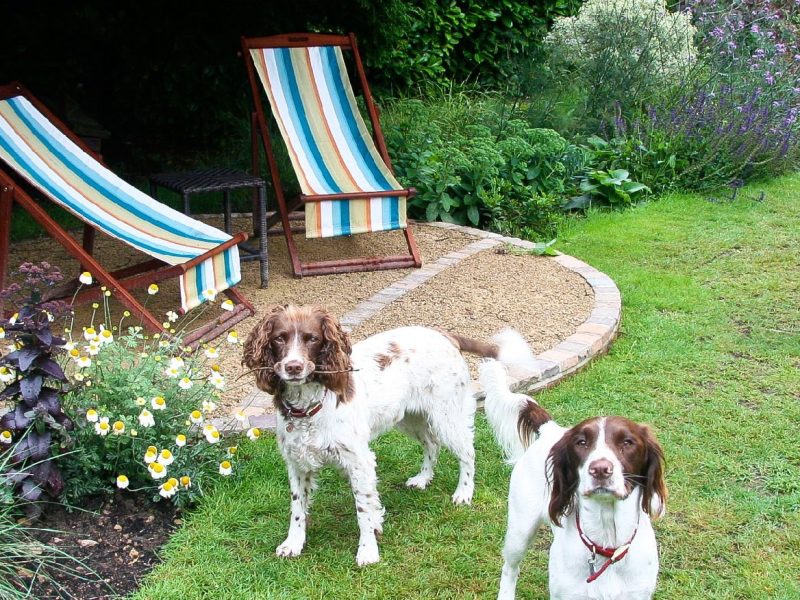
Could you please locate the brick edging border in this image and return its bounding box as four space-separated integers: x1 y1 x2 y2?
221 223 620 432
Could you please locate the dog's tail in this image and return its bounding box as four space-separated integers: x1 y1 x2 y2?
479 332 552 463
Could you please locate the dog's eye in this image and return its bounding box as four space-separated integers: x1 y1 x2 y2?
273 335 287 345
575 438 587 447
622 438 635 448
304 334 320 344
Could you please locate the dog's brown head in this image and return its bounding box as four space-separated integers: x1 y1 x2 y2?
242 305 353 402
546 416 666 524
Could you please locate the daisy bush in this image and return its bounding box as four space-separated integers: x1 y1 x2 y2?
47 274 251 508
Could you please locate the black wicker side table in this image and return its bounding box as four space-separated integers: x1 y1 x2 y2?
149 167 268 288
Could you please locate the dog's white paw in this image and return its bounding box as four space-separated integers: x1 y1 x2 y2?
405 474 431 490
451 489 473 505
276 538 304 558
356 541 380 567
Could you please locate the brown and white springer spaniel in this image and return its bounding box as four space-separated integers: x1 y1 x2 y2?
480 360 667 599
243 305 534 566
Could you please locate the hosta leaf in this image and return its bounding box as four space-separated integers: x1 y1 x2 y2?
562 195 593 210
20 375 43 403
609 169 630 180
425 202 439 222
467 205 480 226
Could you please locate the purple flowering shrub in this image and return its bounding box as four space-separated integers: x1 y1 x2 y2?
616 0 800 190
0 263 73 516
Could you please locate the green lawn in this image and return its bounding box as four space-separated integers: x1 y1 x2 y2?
134 176 800 599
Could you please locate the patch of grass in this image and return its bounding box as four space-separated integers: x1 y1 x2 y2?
134 175 799 599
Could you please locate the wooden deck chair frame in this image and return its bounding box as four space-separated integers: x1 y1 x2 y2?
242 33 422 277
0 82 254 346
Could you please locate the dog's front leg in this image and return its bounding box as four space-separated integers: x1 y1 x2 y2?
276 463 314 558
342 447 384 566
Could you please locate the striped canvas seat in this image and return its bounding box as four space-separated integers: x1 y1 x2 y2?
0 94 241 311
250 44 406 239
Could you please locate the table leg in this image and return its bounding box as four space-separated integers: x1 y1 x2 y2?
258 185 268 288
224 190 232 234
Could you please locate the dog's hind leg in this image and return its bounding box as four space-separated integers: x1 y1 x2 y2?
397 413 441 490
276 463 316 558
428 388 476 505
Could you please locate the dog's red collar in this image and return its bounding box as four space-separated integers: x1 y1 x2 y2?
281 399 323 419
575 509 639 583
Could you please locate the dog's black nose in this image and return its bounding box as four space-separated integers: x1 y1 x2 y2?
589 459 614 479
284 360 304 376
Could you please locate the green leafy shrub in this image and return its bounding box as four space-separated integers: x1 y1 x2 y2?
382 90 587 235
568 168 651 209
525 0 696 132
57 292 253 509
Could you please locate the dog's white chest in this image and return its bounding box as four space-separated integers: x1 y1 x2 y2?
278 419 337 471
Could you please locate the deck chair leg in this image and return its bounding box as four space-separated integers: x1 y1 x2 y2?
0 184 12 292
403 226 422 268
80 224 96 274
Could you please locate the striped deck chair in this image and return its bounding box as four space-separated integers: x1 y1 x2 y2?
242 33 422 277
0 82 254 345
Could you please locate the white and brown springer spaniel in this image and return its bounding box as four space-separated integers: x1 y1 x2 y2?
243 305 532 566
480 360 667 599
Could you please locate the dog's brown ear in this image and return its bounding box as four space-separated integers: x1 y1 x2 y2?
547 433 579 525
639 425 667 518
242 305 285 394
314 307 353 403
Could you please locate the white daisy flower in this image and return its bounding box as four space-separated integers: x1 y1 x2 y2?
85 409 99 423
175 434 187 447
202 289 217 302
83 327 98 342
204 346 219 359
202 400 217 413
208 372 225 390
98 328 113 345
164 366 180 378
138 408 155 428
219 460 233 476
116 475 129 489
221 299 235 311
73 372 84 382
159 340 170 349
112 421 125 435
166 310 179 323
79 271 93 285
0 367 16 384
234 411 247 423
246 427 261 441
157 449 175 466
0 327 5 339
95 418 110 436
180 475 192 489
151 396 167 410
85 342 101 356
76 356 92 369
148 461 167 479
159 478 179 498
0 430 12 444
135 397 146 406
8 313 18 325
226 331 239 344
178 377 193 390
63 341 76 351
189 410 203 424
203 425 221 444
147 284 159 295
169 357 185 370
144 447 158 464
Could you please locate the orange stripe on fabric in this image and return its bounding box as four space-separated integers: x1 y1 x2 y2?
302 48 360 192
255 49 315 195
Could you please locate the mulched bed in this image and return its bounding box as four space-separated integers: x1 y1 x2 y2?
25 492 176 599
